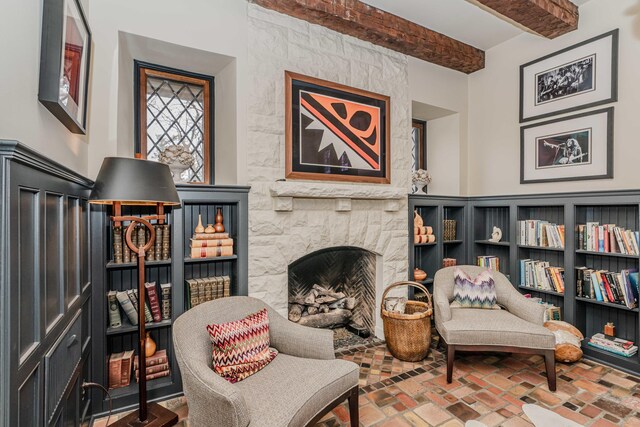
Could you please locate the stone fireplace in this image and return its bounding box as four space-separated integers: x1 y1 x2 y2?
288 247 376 337
244 5 413 339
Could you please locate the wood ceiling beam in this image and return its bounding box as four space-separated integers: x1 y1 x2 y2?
250 0 485 74
469 0 579 39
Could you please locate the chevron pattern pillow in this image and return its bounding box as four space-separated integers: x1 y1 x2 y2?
206 308 278 383
453 268 497 309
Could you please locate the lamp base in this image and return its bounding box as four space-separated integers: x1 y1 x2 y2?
109 402 178 427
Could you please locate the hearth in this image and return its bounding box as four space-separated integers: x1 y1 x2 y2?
288 247 376 338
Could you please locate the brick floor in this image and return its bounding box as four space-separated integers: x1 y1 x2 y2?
92 341 640 426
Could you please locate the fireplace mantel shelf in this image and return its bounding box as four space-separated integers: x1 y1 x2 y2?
269 181 405 212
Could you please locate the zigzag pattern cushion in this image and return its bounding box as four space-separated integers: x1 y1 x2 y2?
206 308 278 383
453 268 497 309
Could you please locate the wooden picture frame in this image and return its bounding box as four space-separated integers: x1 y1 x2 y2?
519 29 618 123
285 71 390 184
134 61 214 185
38 0 92 134
520 107 614 184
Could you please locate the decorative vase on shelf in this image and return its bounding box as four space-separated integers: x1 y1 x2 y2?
411 169 432 195
414 268 427 282
145 332 157 357
158 144 195 184
195 214 205 233
205 224 215 234
214 208 225 233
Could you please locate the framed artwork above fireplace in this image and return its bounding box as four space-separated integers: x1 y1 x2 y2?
285 71 390 184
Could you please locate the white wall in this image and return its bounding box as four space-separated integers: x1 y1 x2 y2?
408 57 468 195
0 0 89 175
468 0 640 196
85 0 249 182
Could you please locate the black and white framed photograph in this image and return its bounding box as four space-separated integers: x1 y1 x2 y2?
521 107 613 184
520 29 618 123
38 0 92 134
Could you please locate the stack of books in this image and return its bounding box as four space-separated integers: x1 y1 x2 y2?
189 232 234 259
443 258 457 267
414 225 435 244
477 255 500 271
577 222 639 255
185 275 231 309
108 282 171 328
518 220 565 248
519 259 565 293
588 333 638 358
108 350 135 389
135 349 170 382
443 220 457 241
576 268 638 308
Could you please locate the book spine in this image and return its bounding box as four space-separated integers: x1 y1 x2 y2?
116 291 138 325
155 225 163 260
136 369 170 382
140 363 169 375
122 226 131 263
193 232 229 240
134 352 168 369
162 224 170 260
113 226 124 264
137 225 147 259
108 353 124 389
145 282 163 322
190 238 234 248
190 246 234 258
107 291 122 328
160 283 172 320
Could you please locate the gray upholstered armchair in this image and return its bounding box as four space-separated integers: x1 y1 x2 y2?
173 296 359 427
433 266 556 391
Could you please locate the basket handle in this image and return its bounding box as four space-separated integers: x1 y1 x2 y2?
380 281 432 314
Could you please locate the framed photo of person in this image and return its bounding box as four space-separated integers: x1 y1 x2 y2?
520 29 618 123
520 107 613 184
285 71 390 184
38 0 92 134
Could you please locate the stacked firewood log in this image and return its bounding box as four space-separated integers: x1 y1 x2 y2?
288 284 356 328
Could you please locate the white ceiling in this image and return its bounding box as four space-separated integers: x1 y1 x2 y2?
363 0 590 50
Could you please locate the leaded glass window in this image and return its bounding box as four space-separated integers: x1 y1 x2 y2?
136 64 213 184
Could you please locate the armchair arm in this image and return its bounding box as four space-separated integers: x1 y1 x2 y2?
503 296 546 325
268 307 335 360
173 334 250 427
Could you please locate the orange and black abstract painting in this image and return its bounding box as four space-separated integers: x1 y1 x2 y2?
285 72 390 183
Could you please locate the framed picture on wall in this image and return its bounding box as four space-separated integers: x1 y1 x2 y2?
520 107 613 184
519 29 618 123
285 71 390 184
38 0 91 134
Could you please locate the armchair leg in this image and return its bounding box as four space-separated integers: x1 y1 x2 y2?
348 386 359 427
446 344 455 384
544 350 556 392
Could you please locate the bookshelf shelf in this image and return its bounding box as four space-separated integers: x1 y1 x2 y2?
414 242 437 247
475 240 510 246
517 245 564 252
106 319 172 336
106 259 172 269
184 255 238 263
575 250 638 259
518 286 564 297
443 240 463 244
575 296 638 312
418 278 434 285
582 345 640 373
108 375 174 400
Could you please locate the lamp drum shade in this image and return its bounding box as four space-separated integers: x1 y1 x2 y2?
90 157 181 206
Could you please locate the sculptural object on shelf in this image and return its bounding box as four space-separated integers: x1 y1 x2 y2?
411 169 431 195
488 226 502 242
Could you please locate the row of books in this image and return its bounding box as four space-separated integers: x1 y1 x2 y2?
519 259 565 293
523 295 562 321
588 333 638 358
107 282 171 328
517 220 565 248
190 232 234 259
108 349 169 389
477 255 500 271
443 219 457 241
578 222 640 255
112 224 170 263
186 275 231 309
576 267 639 308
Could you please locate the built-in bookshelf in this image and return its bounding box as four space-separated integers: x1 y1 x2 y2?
409 191 640 376
409 197 468 300
91 185 249 415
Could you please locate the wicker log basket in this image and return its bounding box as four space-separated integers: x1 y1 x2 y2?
381 281 433 362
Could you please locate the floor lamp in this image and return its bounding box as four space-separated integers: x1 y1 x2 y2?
90 157 180 427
